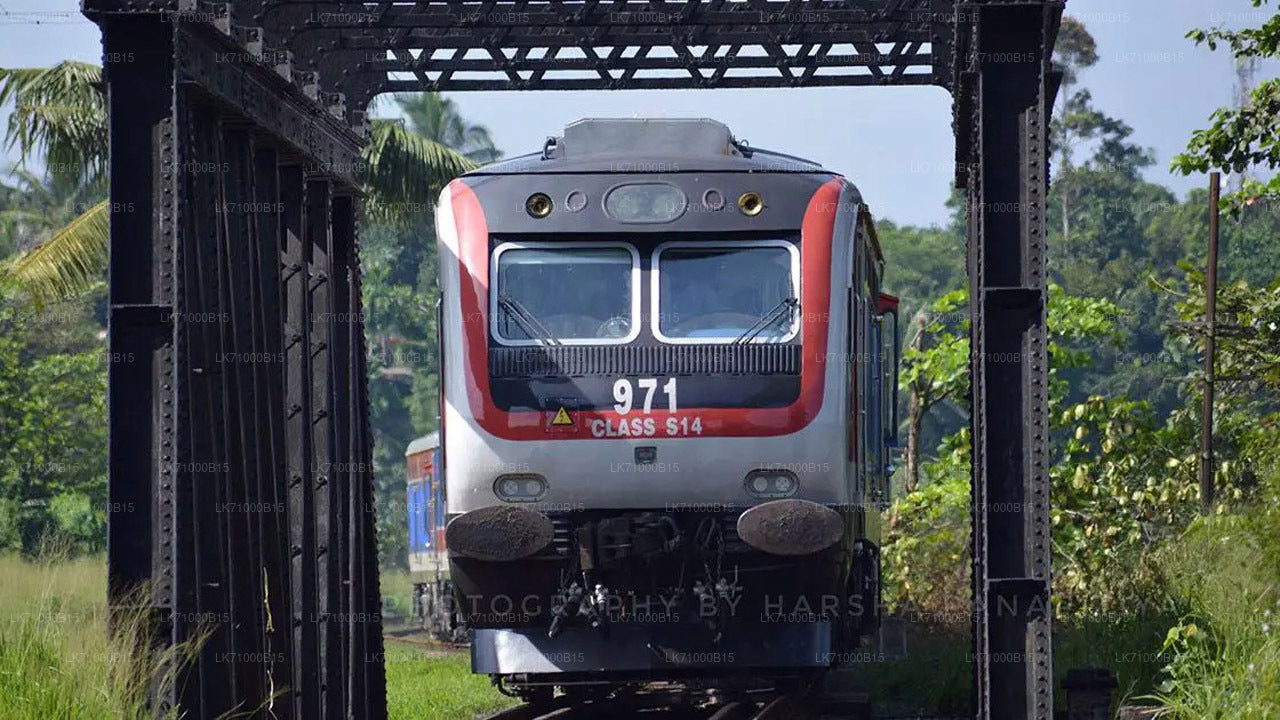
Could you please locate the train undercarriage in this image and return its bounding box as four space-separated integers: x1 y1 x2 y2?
445 506 881 699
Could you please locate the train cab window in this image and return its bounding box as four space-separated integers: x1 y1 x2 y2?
491 243 640 345
652 241 799 343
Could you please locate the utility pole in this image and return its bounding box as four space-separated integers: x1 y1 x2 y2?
1200 172 1221 514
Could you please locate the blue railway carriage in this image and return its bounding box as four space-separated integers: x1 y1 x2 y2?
406 432 467 642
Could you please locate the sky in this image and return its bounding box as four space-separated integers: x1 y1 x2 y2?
0 0 1274 227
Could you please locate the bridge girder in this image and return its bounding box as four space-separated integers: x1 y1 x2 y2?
82 2 1063 719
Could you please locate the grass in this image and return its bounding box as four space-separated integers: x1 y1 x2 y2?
833 621 972 715
1142 514 1280 719
0 555 515 719
1054 608 1184 705
0 555 161 719
384 644 518 719
381 568 420 629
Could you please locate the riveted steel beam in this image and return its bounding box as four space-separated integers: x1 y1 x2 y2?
87 8 386 720
87 2 1060 719
963 3 1060 719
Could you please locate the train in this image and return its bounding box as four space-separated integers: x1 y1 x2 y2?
405 432 469 644
411 117 900 702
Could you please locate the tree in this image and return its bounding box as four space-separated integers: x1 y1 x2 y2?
0 167 108 305
899 290 968 492
875 218 964 323
361 96 502 571
0 63 478 305
1050 18 1155 247
395 93 502 164
363 117 478 229
1173 1 1280 210
0 280 108 554
0 62 108 305
885 286 1187 620
0 62 106 186
1052 16 1099 175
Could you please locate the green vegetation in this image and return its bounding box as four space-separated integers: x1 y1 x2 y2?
1146 509 1280 717
0 555 511 720
0 286 107 554
381 568 424 628
877 9 1280 716
385 645 517 719
0 555 178 719
2 5 1279 718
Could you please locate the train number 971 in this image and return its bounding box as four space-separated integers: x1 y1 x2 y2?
612 378 677 414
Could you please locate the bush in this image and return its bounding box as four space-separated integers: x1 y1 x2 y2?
883 430 970 621
1148 506 1280 718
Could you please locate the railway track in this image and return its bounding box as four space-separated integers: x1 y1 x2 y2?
480 685 874 720
382 627 468 652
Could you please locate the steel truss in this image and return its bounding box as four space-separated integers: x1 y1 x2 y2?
83 2 1061 719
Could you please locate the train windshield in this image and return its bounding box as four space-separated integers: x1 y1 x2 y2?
493 244 637 344
655 243 799 343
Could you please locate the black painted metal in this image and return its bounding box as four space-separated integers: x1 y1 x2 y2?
88 9 384 720
963 5 1060 719
86 2 1059 719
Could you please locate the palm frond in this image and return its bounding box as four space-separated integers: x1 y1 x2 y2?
0 62 107 184
362 119 476 227
2 199 109 306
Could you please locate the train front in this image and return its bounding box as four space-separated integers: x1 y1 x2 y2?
435 119 888 689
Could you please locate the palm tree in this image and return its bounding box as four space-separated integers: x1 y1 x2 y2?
0 63 482 304
362 117 478 228
0 167 108 302
0 62 107 186
0 62 108 305
395 93 502 164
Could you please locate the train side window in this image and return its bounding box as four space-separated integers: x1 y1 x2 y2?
490 242 640 345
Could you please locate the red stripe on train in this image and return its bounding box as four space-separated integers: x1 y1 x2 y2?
448 177 842 440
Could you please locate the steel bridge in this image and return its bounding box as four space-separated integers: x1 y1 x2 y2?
82 1 1062 718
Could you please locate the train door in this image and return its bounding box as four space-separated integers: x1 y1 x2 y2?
848 222 866 503
878 293 900 463
407 477 428 572
863 253 883 508
429 447 446 556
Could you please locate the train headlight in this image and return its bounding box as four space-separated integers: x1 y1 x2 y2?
494 474 547 502
737 191 764 216
744 469 798 499
525 193 553 218
604 183 686 223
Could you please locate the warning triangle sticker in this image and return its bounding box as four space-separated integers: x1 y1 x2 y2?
551 407 574 426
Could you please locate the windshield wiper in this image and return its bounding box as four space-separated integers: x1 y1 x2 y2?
733 297 799 345
497 294 560 346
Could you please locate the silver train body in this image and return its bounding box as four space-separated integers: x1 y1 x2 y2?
433 119 899 691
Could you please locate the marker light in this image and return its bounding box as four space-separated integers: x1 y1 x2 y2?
494 474 547 502
744 469 798 499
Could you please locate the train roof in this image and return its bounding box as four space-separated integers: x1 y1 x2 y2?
467 118 830 175
405 431 440 456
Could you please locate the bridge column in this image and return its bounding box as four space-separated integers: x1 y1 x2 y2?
963 3 1060 719
88 5 386 718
